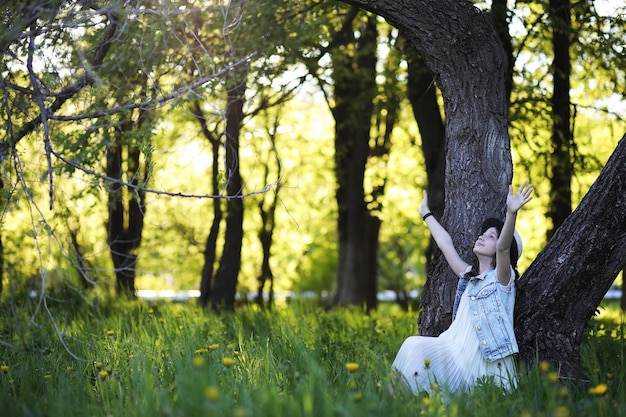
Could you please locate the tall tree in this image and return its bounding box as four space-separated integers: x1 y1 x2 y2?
338 0 626 375
193 100 224 308
182 0 304 309
363 27 404 310
547 0 573 238
301 6 403 309
329 9 379 309
104 107 152 296
209 72 246 310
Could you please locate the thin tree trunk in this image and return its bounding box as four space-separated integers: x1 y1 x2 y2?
210 77 246 311
256 124 281 309
68 226 91 289
256 189 278 308
106 113 148 297
192 101 224 308
361 28 403 311
547 0 573 238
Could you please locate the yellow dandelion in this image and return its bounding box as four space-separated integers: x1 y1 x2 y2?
44 373 52 380
222 357 236 367
106 330 115 336
345 362 359 372
1 365 8 373
607 373 614 380
547 371 559 383
193 356 205 369
95 361 103 369
195 348 206 355
204 385 219 401
422 397 431 407
148 309 154 315
208 343 220 350
424 358 431 368
158 318 164 323
99 370 108 380
233 350 240 356
539 361 551 373
66 366 74 371
589 383 608 396
352 392 363 402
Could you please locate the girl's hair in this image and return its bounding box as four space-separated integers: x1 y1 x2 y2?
466 218 520 280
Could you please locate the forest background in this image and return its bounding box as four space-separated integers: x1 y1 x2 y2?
0 0 625 316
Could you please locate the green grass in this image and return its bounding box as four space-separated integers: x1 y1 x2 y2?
0 299 624 417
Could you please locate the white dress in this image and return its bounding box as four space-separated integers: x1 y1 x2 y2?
391 288 517 395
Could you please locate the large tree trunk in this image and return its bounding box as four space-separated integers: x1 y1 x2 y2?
331 10 378 309
516 133 626 376
343 0 513 334
547 0 573 238
210 77 246 311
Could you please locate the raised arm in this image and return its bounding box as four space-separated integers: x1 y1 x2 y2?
496 181 534 285
419 191 470 277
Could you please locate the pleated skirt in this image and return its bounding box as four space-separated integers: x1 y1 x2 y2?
391 291 516 395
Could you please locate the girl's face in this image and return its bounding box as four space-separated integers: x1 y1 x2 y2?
473 226 499 257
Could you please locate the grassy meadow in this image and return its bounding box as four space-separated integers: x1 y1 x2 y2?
0 299 624 417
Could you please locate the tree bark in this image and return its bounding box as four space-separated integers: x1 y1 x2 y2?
331 10 379 309
516 133 626 376
210 76 246 311
547 0 573 238
489 0 514 102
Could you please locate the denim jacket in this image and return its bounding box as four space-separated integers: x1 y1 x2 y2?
452 267 518 362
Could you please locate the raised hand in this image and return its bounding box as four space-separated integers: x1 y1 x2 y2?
507 181 533 214
419 190 431 217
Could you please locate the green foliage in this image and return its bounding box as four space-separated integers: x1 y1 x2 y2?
0 301 624 417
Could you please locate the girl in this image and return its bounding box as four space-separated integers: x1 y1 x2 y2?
391 182 534 395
